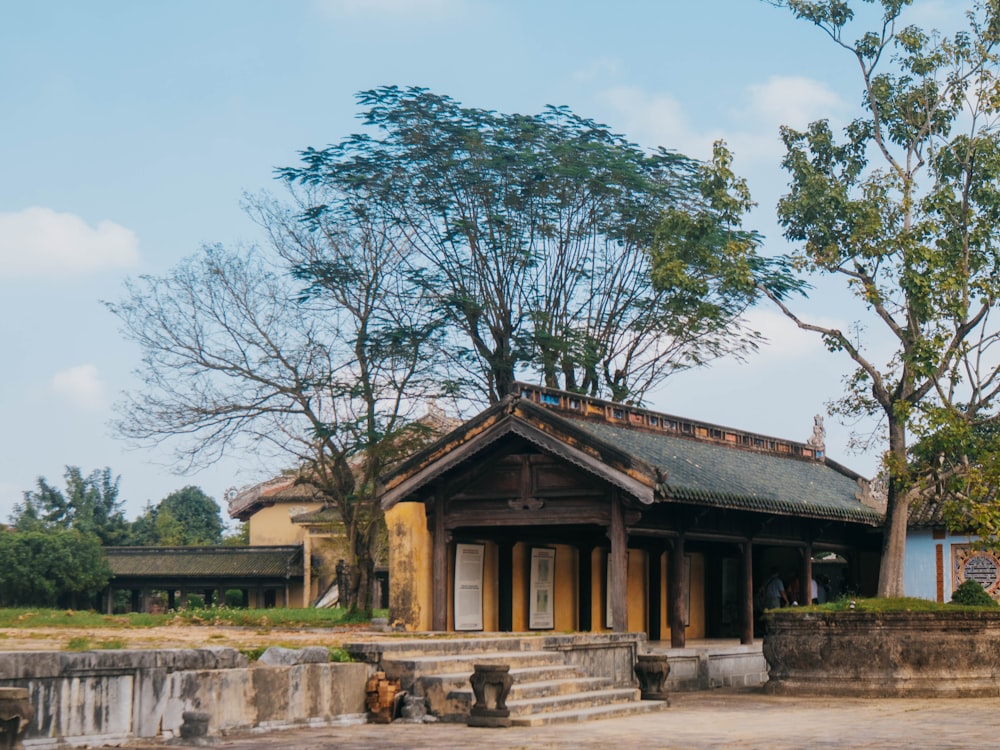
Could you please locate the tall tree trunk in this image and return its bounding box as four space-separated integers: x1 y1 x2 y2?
877 417 909 597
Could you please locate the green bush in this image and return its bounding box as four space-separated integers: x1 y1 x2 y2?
950 579 998 607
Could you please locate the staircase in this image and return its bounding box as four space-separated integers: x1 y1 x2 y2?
346 635 667 726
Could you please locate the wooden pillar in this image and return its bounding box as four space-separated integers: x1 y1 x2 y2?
578 544 593 632
432 493 449 631
498 540 514 632
648 548 662 642
669 535 686 648
608 491 628 633
801 542 813 606
741 540 754 644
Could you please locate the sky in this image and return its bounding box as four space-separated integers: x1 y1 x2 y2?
0 0 963 524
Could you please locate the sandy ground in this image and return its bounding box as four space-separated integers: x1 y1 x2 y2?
0 624 383 652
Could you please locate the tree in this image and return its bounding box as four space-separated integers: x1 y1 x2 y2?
281 87 778 404
108 203 446 611
0 529 111 608
763 0 1000 595
126 487 224 546
10 466 129 546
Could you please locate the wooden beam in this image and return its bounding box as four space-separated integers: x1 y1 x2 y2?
432 492 448 631
648 547 662 642
608 490 628 633
669 536 686 648
741 540 754 645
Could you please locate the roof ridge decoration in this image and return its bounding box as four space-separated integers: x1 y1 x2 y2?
513 382 826 462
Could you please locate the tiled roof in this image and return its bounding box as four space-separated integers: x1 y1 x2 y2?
381 383 883 527
105 546 303 578
571 419 880 524
907 496 949 528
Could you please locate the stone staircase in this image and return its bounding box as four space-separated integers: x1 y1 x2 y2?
346 635 667 726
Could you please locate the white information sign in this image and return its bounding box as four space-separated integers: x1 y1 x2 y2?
454 543 484 631
529 547 555 629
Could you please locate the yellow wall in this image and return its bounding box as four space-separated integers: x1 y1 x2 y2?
386 502 433 630
627 549 647 633
662 551 706 640
247 502 322 545
553 544 578 631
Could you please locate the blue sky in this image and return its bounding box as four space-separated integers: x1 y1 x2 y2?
0 0 960 523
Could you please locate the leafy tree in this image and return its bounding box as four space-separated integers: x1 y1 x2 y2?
763 0 1000 595
281 87 780 404
10 466 129 545
108 204 446 611
0 529 111 607
126 487 224 546
221 521 250 546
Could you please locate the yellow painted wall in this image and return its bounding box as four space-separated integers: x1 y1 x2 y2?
247 502 322 545
663 552 706 640
627 549 647 633
512 543 528 630
483 541 498 631
553 544 578 631
386 502 433 631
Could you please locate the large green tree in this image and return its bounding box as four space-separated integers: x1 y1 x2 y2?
763 0 1000 596
11 466 129 546
127 486 224 546
282 87 780 404
0 529 110 608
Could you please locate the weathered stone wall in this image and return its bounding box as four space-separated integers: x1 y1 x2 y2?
0 647 370 747
764 610 1000 697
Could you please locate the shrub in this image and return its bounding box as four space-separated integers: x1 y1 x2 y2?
950 579 998 607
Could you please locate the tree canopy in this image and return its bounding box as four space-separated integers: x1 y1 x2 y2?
0 529 110 608
127 486 224 546
281 87 786 404
10 466 129 546
763 0 1000 595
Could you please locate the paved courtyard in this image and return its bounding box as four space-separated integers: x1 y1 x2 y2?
124 689 1000 749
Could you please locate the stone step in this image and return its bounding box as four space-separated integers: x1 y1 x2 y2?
347 636 547 661
509 676 613 701
384 650 565 693
506 687 640 717
418 669 614 719
510 698 668 727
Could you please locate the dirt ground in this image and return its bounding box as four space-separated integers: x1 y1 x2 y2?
0 624 384 652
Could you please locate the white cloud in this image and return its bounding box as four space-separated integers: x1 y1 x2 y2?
0 207 139 280
741 75 847 132
50 364 108 412
598 85 720 159
572 57 623 85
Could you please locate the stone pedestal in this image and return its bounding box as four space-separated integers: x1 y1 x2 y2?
634 653 671 702
0 688 33 750
468 664 513 728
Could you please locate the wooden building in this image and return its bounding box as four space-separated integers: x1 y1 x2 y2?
103 546 304 612
381 384 883 645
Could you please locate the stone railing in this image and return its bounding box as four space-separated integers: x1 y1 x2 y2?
0 647 370 747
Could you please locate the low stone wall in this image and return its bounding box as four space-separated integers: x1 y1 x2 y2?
659 644 767 691
540 633 643 687
764 610 1000 697
0 648 370 748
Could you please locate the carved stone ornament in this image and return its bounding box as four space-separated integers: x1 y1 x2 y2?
806 414 826 451
508 497 545 511
468 663 514 728
0 687 34 750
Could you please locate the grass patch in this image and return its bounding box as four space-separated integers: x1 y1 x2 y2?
787 596 1000 613
0 607 389 630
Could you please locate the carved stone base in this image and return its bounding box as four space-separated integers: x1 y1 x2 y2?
634 653 671 703
0 688 33 750
468 664 513 728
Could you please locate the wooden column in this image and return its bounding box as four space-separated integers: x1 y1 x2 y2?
648 548 662 642
432 493 449 631
608 491 628 633
578 543 593 632
669 535 686 648
741 540 754 644
801 542 813 606
498 540 514 632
